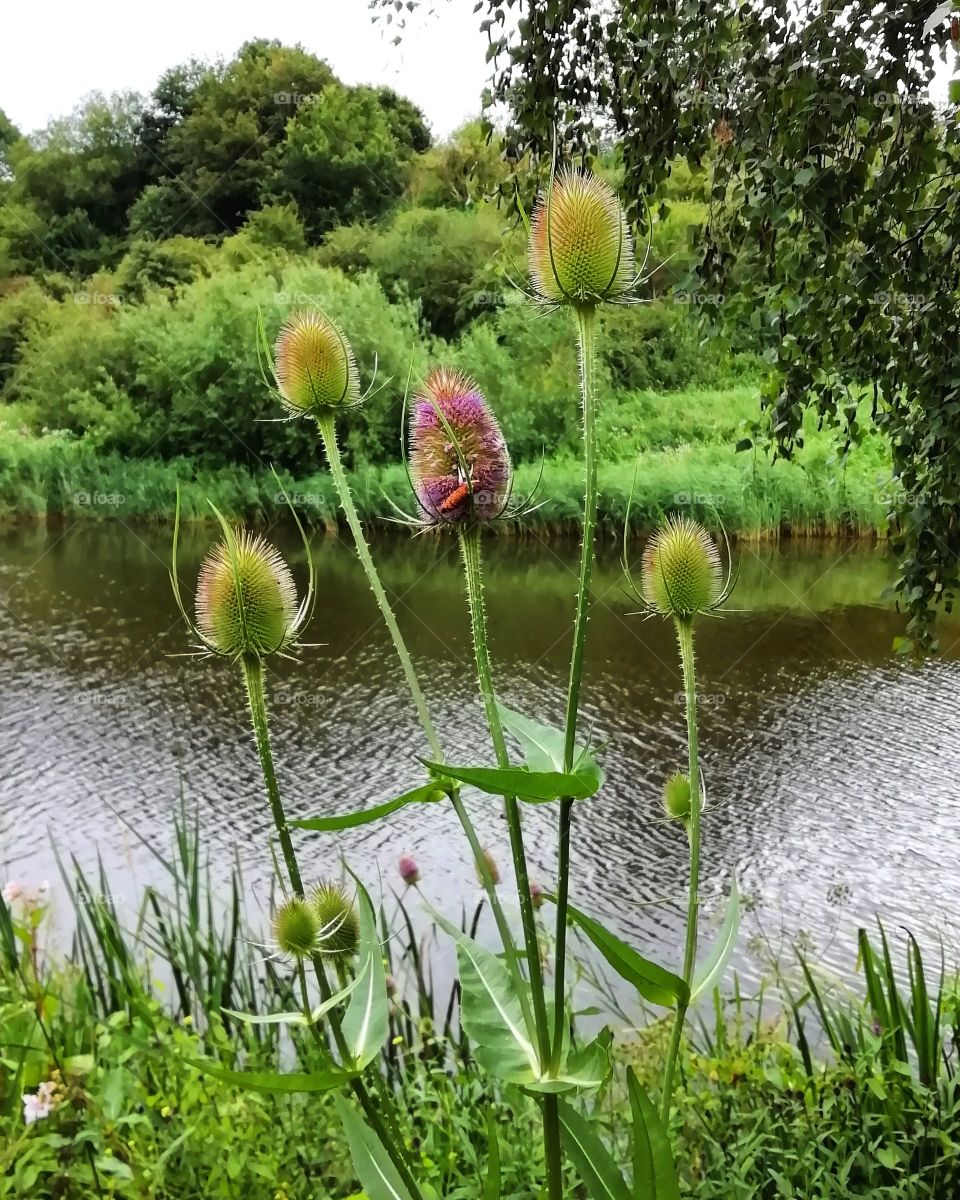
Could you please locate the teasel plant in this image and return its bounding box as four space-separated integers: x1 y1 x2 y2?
625 513 739 1120
170 495 430 1200
262 311 534 995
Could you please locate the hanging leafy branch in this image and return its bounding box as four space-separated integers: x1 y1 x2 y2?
375 0 960 650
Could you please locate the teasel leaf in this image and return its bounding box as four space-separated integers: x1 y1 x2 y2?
187 1059 355 1093
341 870 389 1069
495 701 595 773
291 783 445 832
561 903 688 1008
628 1068 681 1200
524 1029 613 1095
690 877 740 1005
419 759 603 803
222 972 361 1027
334 1096 415 1200
432 910 540 1084
557 1101 632 1200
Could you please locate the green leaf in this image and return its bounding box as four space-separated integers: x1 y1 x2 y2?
628 1068 681 1200
433 911 540 1083
483 1110 501 1200
335 1096 415 1200
291 783 443 832
525 1030 612 1094
187 1059 355 1093
342 872 389 1069
558 1101 632 1200
565 904 688 1008
496 702 590 772
690 876 740 1005
420 758 602 803
223 972 361 1027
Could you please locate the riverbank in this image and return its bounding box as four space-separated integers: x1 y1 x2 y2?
3 845 956 1199
0 407 895 538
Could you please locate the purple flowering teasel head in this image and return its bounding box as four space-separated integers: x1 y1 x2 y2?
408 367 512 527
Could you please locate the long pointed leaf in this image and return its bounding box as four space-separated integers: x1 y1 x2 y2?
421 758 602 803
558 1101 632 1200
223 971 361 1027
433 911 540 1083
690 877 740 1005
187 1059 355 1093
292 783 443 832
483 1110 501 1200
342 873 389 1069
565 904 688 1008
496 702 591 772
335 1096 414 1200
628 1068 681 1200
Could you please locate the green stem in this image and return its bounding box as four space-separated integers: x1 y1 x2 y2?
459 526 562 1198
660 617 702 1122
316 414 528 1009
458 528 551 1056
553 306 599 1066
239 653 424 1200
241 654 303 896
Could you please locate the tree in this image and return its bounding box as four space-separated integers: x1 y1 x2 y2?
268 84 423 237
377 0 960 650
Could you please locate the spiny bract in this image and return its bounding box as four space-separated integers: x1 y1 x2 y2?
196 531 298 658
529 168 634 307
409 366 511 525
663 772 692 821
274 309 360 416
642 516 723 619
312 881 360 957
272 896 319 958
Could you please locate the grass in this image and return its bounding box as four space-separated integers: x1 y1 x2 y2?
0 384 896 538
3 808 960 1198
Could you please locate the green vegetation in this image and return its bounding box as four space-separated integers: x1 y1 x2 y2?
0 38 885 540
3 818 957 1198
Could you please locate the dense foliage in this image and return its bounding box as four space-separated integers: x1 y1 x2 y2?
3 837 959 1199
378 0 960 648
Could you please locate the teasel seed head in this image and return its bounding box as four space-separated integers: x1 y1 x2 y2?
311 881 361 957
272 896 319 958
641 516 723 620
409 367 511 526
196 531 298 659
274 309 360 417
529 168 634 308
663 772 692 822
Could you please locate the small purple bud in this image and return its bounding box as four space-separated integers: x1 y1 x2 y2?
530 881 545 910
409 367 511 526
398 854 420 887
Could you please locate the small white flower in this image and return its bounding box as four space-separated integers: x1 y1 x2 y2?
22 1089 53 1125
2 881 23 904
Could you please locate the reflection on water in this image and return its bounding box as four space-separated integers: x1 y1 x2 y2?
2 521 959 998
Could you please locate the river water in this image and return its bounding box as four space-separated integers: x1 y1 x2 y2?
2 521 958 1003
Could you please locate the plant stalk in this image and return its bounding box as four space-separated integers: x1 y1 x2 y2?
239 653 425 1200
459 525 562 1200
457 528 551 1059
552 305 599 1067
316 414 531 1018
660 616 702 1121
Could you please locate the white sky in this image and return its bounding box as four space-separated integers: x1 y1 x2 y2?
1 0 490 139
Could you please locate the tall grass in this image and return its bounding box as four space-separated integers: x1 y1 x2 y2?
0 397 895 537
